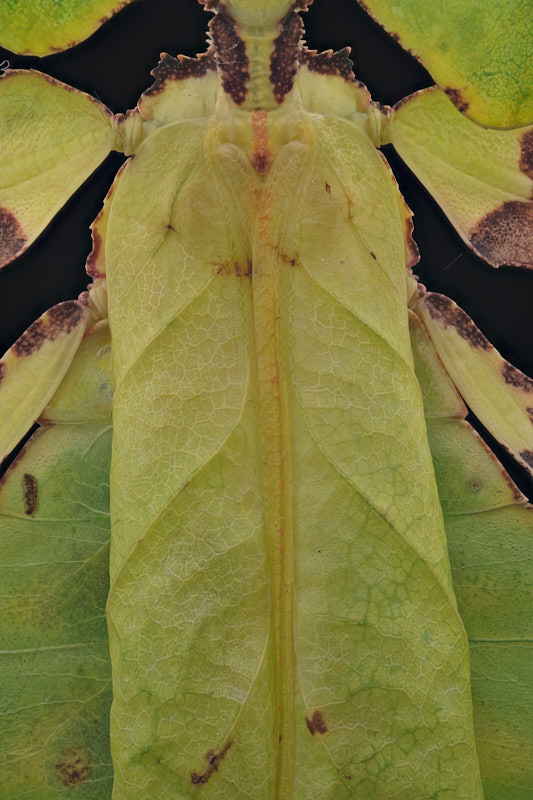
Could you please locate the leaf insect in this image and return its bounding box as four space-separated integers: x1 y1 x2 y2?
0 0 532 798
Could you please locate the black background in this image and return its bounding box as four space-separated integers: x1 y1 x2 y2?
1 0 532 494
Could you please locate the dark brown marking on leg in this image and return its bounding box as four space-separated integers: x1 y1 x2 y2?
300 46 354 82
22 473 38 515
469 200 533 268
144 52 217 97
423 294 490 350
12 301 84 358
501 363 533 393
444 86 470 113
190 740 233 785
209 9 249 105
55 746 92 787
0 206 26 268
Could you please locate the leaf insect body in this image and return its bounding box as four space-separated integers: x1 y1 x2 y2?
0 0 532 798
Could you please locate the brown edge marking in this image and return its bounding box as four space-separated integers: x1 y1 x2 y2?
0 361 6 385
519 450 533 469
527 407 533 423
270 9 304 103
209 6 249 105
305 709 328 735
444 86 470 114
190 740 233 785
55 746 92 788
143 51 217 98
12 301 84 358
0 206 27 268
468 200 533 268
22 473 38 515
519 128 533 181
300 46 354 83
423 293 490 350
86 226 104 279
501 362 533 393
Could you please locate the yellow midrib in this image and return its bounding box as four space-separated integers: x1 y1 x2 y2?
252 198 296 799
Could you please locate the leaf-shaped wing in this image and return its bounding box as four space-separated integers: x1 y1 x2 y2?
0 70 117 269
0 0 135 55
409 309 533 798
356 0 533 128
386 87 533 268
0 321 113 799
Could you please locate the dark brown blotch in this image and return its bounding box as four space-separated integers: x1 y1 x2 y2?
22 473 38 515
305 709 328 735
444 86 470 114
469 200 533 268
519 128 533 181
270 10 304 103
190 740 233 785
209 9 249 105
0 206 26 268
424 293 490 350
144 52 216 97
55 746 91 787
519 449 533 468
13 301 84 358
501 362 533 393
300 46 354 82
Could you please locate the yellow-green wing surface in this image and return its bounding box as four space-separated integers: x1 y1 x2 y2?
387 88 533 268
105 17 481 796
0 320 113 799
0 0 135 55
356 0 533 128
0 70 117 269
410 310 533 799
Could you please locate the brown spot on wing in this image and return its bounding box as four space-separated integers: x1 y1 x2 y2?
424 293 490 350
519 129 533 181
209 8 249 105
0 207 26 268
468 200 533 268
300 46 354 82
144 51 216 97
22 473 38 515
190 740 233 785
501 362 533 393
13 301 84 358
55 746 91 787
305 709 328 735
270 10 304 103
444 86 470 114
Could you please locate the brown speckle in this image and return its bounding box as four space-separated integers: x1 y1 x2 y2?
519 449 533 468
270 10 304 103
501 362 533 392
209 9 249 105
215 259 252 277
424 293 490 350
444 86 470 114
55 746 91 787
144 52 216 97
370 251 376 260
13 301 84 358
519 129 533 181
325 182 331 193
190 740 233 785
468 200 533 268
0 361 5 384
23 473 38 515
305 709 328 735
300 46 354 82
0 206 26 268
